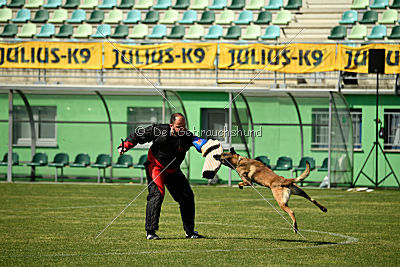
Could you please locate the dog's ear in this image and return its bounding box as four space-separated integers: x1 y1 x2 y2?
230 147 237 154
213 154 221 160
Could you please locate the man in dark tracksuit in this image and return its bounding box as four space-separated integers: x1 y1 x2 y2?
118 113 206 240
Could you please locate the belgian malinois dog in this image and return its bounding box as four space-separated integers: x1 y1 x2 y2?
214 148 327 233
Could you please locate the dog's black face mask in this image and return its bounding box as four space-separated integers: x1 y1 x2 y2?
213 147 238 169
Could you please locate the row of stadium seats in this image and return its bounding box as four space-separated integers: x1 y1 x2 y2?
0 23 281 40
0 9 293 25
254 155 329 175
339 9 399 24
329 24 400 40
2 0 302 11
0 152 147 182
350 0 400 9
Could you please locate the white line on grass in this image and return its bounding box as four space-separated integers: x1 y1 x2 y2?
0 224 358 258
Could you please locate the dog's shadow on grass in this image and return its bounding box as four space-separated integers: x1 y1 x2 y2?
276 238 338 245
161 237 337 245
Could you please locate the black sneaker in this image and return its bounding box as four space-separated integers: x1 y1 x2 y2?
186 231 205 239
146 231 160 240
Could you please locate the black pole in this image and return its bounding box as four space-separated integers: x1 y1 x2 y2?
375 73 379 187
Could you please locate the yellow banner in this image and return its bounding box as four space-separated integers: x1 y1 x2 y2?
218 43 337 73
337 44 400 74
0 42 102 69
104 42 217 69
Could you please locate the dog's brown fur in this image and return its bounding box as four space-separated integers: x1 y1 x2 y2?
214 148 327 233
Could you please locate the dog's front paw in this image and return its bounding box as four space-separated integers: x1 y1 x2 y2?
238 182 244 189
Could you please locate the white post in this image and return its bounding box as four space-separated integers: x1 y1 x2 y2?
228 92 232 187
7 90 13 182
328 93 333 189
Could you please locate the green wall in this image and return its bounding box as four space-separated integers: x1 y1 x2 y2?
0 92 399 187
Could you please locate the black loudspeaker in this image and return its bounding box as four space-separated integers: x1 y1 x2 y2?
368 49 385 74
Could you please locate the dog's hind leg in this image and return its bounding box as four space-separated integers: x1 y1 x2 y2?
272 188 298 233
290 185 327 212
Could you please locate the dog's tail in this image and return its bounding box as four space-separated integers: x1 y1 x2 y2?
281 162 310 186
294 161 310 183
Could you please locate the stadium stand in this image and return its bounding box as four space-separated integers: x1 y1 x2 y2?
104 9 123 24
189 0 208 10
254 156 271 168
260 25 280 39
272 156 293 171
185 24 203 39
339 10 358 24
110 24 129 38
70 154 90 168
167 25 185 39
359 10 378 24
328 25 347 39
62 0 80 9
350 0 369 9
26 153 48 167
215 10 234 25
246 0 264 10
112 154 133 168
198 10 215 24
98 0 116 8
347 24 367 39
223 25 241 39
67 9 86 23
389 0 400 8
152 0 171 9
72 24 93 38
142 10 159 24
48 9 68 23
91 23 111 38
43 0 61 8
159 10 179 24
147 24 166 39
87 10 104 23
265 0 283 10
117 0 134 8
35 23 55 38
172 0 189 9
234 10 253 25
178 10 197 24
203 24 223 39
48 153 69 182
128 23 148 38
134 0 153 9
0 8 12 23
387 25 400 39
55 24 73 37
254 11 272 24
272 10 292 25
284 0 302 10
17 22 36 37
0 24 17 37
79 0 98 9
0 153 19 166
318 158 329 172
370 0 388 9
208 0 227 10
227 0 245 10
367 25 387 39
91 154 111 183
31 9 49 23
25 0 43 9
7 0 25 8
378 9 398 24
242 24 261 40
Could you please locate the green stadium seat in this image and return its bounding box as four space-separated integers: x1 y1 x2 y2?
91 23 110 38
350 0 369 9
55 24 73 38
198 10 215 24
0 0 6 7
142 10 159 24
242 24 260 39
234 10 252 25
159 9 178 24
31 9 49 23
317 157 328 172
255 156 271 168
260 25 280 39
389 0 400 8
272 10 291 25
48 153 69 183
117 0 134 8
185 24 203 39
7 0 24 8
272 156 292 171
228 0 245 9
0 24 18 37
134 0 152 9
12 9 31 23
123 10 141 24
215 10 234 24
91 154 111 183
208 0 226 10
359 10 378 24
254 11 272 24
179 10 197 24
87 10 104 23
172 0 189 9
104 9 123 23
48 9 68 23
189 0 207 10
367 25 386 39
387 25 400 39
265 0 282 10
347 24 367 39
284 0 302 9
246 0 264 10
79 0 98 9
43 0 61 8
204 24 222 39
0 8 12 23
147 24 166 38
339 10 358 24
134 154 147 184
17 22 36 37
152 0 170 9
98 0 116 8
26 152 48 167
70 153 90 167
328 25 347 39
112 154 133 168
167 25 184 39
25 0 43 8
62 0 79 8
35 23 55 38
72 24 92 38
110 24 128 38
378 9 397 24
128 23 148 38
0 152 19 166
370 0 388 8
223 25 241 39
67 9 86 23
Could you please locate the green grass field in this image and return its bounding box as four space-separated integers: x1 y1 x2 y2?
0 183 399 266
